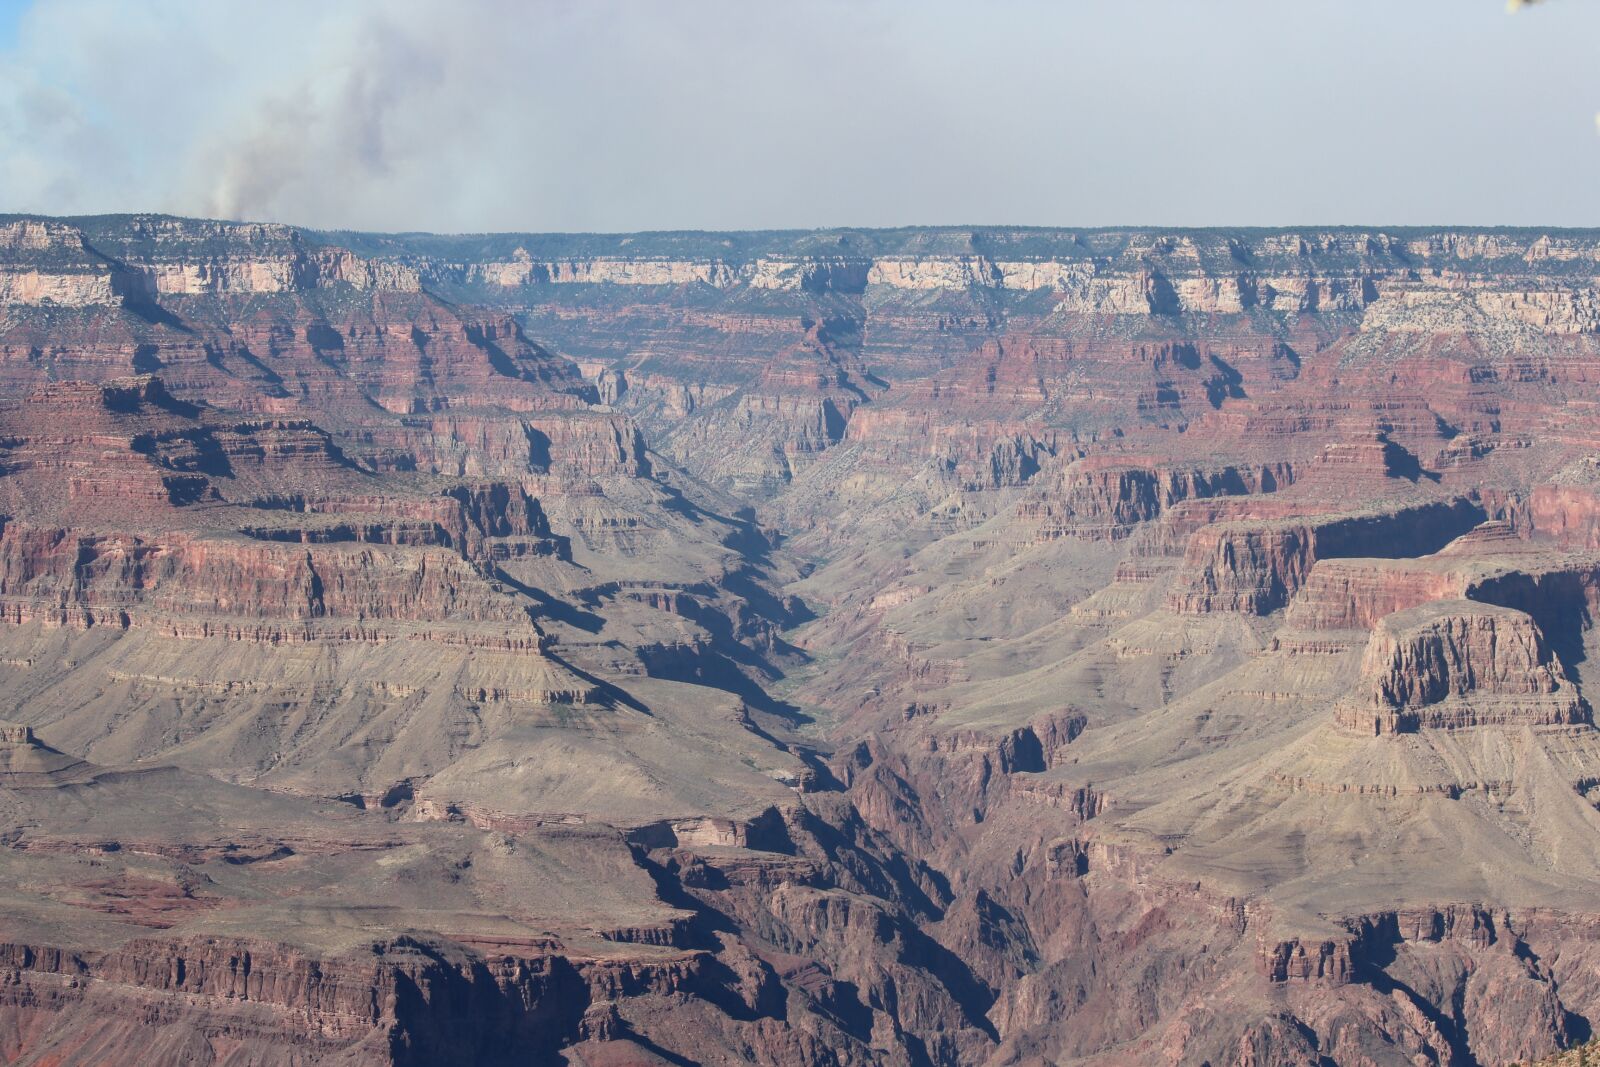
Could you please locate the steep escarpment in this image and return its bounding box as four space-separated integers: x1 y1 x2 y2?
5 216 1600 1065
1335 600 1587 733
1166 498 1489 615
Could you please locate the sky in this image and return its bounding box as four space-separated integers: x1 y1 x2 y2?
0 0 1597 234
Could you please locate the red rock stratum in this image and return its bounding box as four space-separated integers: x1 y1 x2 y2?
2 216 1600 1065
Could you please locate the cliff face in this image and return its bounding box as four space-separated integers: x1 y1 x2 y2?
1167 500 1487 615
1336 601 1587 734
0 216 421 306
5 215 1600 1065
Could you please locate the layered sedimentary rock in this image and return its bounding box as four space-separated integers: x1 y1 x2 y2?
5 215 1600 1065
1335 600 1586 733
1168 498 1487 615
1020 456 1294 542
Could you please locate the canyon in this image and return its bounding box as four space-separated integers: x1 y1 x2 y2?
1 215 1600 1065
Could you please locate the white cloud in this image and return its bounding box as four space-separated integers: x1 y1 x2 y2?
0 0 550 229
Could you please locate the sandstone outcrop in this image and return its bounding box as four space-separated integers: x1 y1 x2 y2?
1335 600 1588 733
1021 456 1293 542
1168 499 1486 615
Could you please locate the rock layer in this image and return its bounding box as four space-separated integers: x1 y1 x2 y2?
3 216 1600 1065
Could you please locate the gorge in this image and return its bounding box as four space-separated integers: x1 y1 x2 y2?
1 215 1599 1066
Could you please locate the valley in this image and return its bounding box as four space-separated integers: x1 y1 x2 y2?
1 215 1599 1066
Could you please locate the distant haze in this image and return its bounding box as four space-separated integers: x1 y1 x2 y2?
1 0 1597 233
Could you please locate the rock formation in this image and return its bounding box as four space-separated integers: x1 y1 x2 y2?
3 215 1600 1064
1335 600 1587 733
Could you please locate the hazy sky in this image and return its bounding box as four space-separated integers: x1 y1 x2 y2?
1 0 1597 233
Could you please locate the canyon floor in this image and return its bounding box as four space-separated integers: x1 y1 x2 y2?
2 216 1600 1066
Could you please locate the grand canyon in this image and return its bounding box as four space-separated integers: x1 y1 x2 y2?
1 214 1600 1066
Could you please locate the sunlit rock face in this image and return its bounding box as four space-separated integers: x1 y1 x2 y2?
4 215 1600 1065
